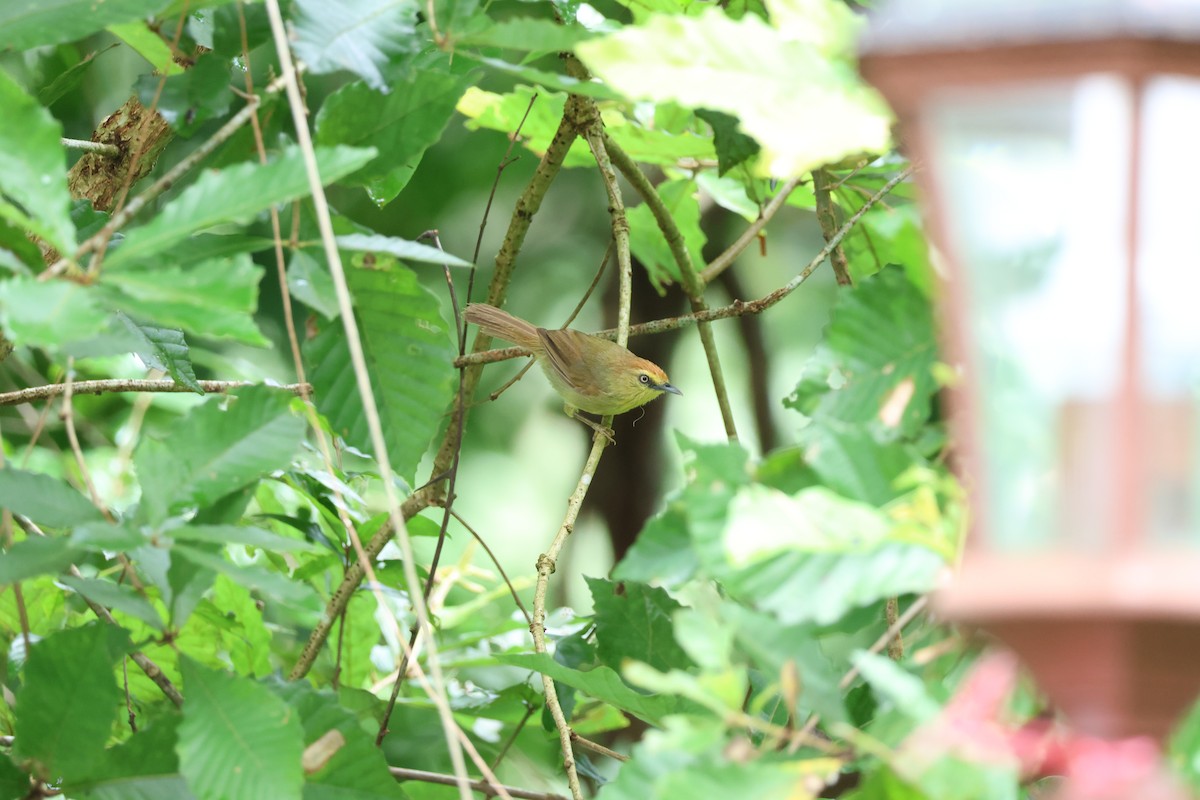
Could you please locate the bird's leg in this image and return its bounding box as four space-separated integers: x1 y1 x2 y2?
564 405 615 444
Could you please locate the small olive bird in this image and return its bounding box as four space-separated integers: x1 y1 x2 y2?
464 303 681 440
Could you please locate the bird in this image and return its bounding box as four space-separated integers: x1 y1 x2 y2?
464 302 681 442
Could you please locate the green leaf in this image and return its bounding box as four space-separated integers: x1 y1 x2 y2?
67 715 190 799
696 108 760 175
0 71 75 254
612 503 699 585
116 311 202 393
177 658 304 800
286 249 339 319
495 652 695 726
0 754 27 800
167 523 320 553
575 1 889 177
0 0 166 52
14 624 131 782
336 233 472 267
457 16 595 53
0 537 85 583
852 650 941 722
173 545 317 608
102 254 269 345
721 604 846 724
587 577 694 673
111 20 187 76
1171 697 1200 794
305 261 455 484
786 266 938 442
269 682 405 798
725 542 943 626
316 65 476 205
0 468 103 528
134 386 306 523
722 484 891 567
291 0 420 91
795 423 917 505
627 178 705 293
104 146 377 269
59 575 166 631
0 278 111 351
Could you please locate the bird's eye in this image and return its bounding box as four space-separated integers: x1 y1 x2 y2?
639 374 650 384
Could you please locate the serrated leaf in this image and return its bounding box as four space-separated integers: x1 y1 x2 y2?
336 233 472 267
14 624 130 782
0 71 75 254
102 254 268 345
178 658 304 800
575 1 890 177
116 311 202 393
305 261 455 484
316 65 476 205
0 468 103 528
696 108 760 175
105 145 376 269
291 0 420 91
587 577 694 673
0 0 167 50
134 386 306 523
787 266 938 442
59 575 166 631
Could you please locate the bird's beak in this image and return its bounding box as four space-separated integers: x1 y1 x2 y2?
659 382 682 396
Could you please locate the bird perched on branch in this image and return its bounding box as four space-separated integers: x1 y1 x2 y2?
464 303 681 442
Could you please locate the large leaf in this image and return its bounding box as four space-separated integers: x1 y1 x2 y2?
177 658 304 800
724 542 944 626
305 260 455 484
316 63 477 205
0 71 75 254
102 254 268 345
0 278 113 351
0 0 167 50
627 178 705 293
13 624 131 782
104 146 376 269
0 468 103 528
587 577 694 673
787 266 938 442
575 0 889 177
291 0 420 91
134 386 306 524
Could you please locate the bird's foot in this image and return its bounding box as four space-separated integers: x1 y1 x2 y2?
571 412 616 444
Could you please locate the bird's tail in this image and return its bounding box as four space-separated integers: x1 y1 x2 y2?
464 303 541 349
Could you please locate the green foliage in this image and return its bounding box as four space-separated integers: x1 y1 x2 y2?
0 0 1169 797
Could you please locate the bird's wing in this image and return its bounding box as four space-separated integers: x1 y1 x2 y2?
537 328 604 399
